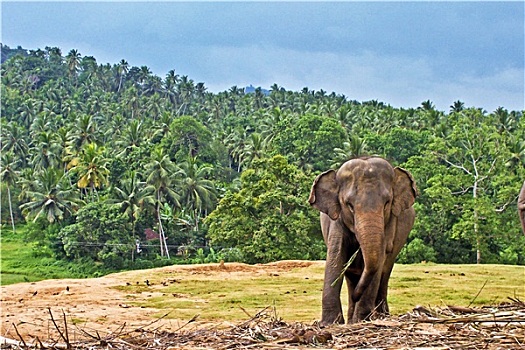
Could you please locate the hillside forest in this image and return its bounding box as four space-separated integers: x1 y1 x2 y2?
1 44 524 272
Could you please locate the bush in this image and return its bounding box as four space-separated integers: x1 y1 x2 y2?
58 202 133 268
398 238 437 264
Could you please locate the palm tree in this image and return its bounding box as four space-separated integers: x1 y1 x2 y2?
137 66 152 87
71 114 99 149
506 136 525 170
30 131 60 170
493 107 515 134
242 132 267 167
259 107 286 147
1 152 20 232
19 168 82 223
450 100 465 113
420 100 435 111
116 59 129 92
1 122 29 165
164 69 180 109
145 148 182 257
177 75 195 115
331 134 368 168
18 98 41 129
178 156 217 230
116 119 144 156
70 143 110 201
225 127 249 172
65 49 81 81
143 76 163 96
111 170 154 259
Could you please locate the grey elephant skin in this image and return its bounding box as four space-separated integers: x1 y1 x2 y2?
309 157 418 325
519 181 525 234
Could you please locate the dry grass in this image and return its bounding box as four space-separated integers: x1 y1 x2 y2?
4 298 524 349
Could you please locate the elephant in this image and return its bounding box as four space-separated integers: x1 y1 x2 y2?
519 181 525 234
309 156 417 325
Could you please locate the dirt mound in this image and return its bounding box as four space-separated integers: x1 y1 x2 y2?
0 261 322 344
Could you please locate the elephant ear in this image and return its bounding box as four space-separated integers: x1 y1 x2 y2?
392 167 418 217
308 169 341 220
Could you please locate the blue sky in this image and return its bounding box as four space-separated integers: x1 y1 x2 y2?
2 1 524 112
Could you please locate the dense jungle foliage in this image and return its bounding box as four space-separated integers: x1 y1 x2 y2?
1 44 524 270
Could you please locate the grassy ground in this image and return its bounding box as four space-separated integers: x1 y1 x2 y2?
0 226 97 285
2 225 524 323
111 262 524 322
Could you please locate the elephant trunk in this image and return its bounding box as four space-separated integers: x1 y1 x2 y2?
351 214 386 302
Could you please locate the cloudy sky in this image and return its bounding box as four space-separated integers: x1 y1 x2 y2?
2 1 524 112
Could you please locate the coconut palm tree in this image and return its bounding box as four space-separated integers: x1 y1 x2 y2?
116 59 129 92
177 75 195 116
330 134 369 168
111 170 154 259
450 100 465 113
505 135 525 170
242 132 267 168
70 114 99 150
30 131 61 170
145 148 182 257
65 49 81 81
70 142 110 201
116 119 144 156
19 168 82 223
1 152 20 232
1 122 29 166
178 156 217 230
18 98 41 129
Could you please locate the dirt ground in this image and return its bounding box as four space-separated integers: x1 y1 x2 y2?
0 261 319 344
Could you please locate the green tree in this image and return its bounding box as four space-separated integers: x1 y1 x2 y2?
70 142 110 201
110 170 154 259
59 202 131 268
206 155 324 263
1 152 20 231
273 114 347 172
65 49 81 81
162 115 216 163
145 148 182 257
330 134 369 168
423 109 515 263
365 127 430 164
178 156 217 230
19 168 82 223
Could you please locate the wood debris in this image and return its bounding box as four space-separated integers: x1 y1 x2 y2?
1 298 523 349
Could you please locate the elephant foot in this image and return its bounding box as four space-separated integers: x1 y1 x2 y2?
376 299 390 315
320 312 344 327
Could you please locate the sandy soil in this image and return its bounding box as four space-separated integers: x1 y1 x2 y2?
0 261 320 344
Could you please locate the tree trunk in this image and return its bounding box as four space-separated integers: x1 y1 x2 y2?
7 187 15 233
473 180 481 264
156 200 170 259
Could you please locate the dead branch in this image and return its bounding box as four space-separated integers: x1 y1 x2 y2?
47 307 71 349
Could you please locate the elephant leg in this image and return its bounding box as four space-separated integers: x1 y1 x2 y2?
345 273 359 322
377 210 412 315
352 268 382 322
376 261 394 315
321 230 348 325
